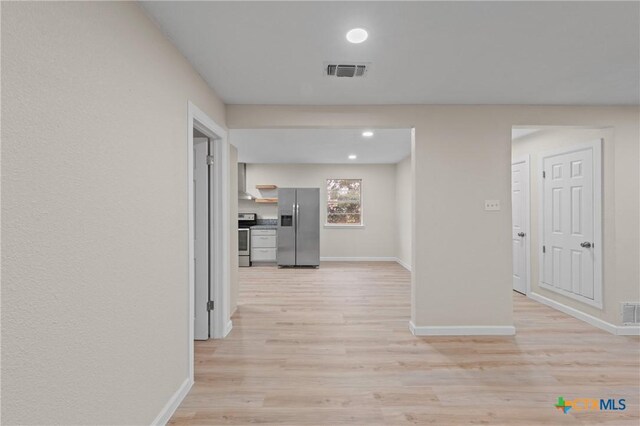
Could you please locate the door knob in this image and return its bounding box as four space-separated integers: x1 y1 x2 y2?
580 242 592 248
517 232 526 237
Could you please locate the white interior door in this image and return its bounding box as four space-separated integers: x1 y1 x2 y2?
512 157 529 294
194 137 209 340
540 140 602 308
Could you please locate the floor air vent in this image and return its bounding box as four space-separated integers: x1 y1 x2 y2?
326 63 369 78
621 303 640 325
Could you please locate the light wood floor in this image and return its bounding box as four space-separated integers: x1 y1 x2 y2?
171 262 640 425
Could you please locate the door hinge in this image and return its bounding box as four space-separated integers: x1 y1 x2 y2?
542 171 546 178
207 155 214 166
542 245 546 253
207 300 214 311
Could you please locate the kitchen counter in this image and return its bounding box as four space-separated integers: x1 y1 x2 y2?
251 225 278 230
251 219 278 230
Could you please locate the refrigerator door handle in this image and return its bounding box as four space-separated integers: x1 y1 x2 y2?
294 201 299 265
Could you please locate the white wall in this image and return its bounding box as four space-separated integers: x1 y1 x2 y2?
512 127 638 326
2 2 227 424
239 163 397 259
227 105 639 331
395 156 412 270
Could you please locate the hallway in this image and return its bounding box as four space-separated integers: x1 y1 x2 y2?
171 262 639 425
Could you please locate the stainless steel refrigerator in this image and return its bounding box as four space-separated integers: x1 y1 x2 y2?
277 188 320 267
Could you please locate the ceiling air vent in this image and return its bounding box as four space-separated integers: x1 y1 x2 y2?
325 63 369 78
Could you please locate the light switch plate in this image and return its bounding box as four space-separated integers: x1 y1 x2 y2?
484 200 501 211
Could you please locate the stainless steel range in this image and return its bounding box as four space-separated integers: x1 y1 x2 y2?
238 213 257 267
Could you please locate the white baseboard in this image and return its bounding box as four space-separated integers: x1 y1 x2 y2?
151 377 192 426
320 256 397 262
224 320 233 337
396 258 411 271
318 257 412 272
528 292 640 336
617 326 640 336
409 321 516 336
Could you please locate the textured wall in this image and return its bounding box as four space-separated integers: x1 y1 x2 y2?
2 2 226 424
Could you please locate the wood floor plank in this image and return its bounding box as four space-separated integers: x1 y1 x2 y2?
170 261 640 425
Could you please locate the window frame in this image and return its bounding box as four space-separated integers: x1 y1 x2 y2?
324 178 364 228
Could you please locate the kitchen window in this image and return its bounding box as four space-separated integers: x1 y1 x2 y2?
326 179 362 226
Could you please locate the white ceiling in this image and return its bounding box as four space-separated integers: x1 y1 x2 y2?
142 1 639 105
229 128 411 163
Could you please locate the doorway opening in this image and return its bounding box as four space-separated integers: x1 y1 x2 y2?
511 126 605 307
187 102 231 384
228 127 414 329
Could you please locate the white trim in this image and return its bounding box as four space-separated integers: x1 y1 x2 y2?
396 258 411 271
617 327 640 336
538 139 603 309
211 135 231 339
511 155 531 295
320 256 397 262
151 378 192 426
318 256 411 270
528 292 640 336
224 320 233 337
186 107 195 383
187 101 231 387
409 321 516 336
324 178 363 227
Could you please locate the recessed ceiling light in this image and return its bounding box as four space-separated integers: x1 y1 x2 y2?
348 154 357 160
362 131 374 137
346 28 368 44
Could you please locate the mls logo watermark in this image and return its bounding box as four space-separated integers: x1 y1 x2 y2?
555 396 626 414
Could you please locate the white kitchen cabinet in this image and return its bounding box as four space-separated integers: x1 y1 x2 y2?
252 229 276 236
251 229 277 262
252 235 277 248
252 247 277 262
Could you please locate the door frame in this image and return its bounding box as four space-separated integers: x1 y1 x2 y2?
512 155 531 295
537 139 603 308
187 101 231 384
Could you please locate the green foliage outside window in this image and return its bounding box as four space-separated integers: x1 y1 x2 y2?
326 179 362 225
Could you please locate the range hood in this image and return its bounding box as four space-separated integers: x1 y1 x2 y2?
238 163 255 201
